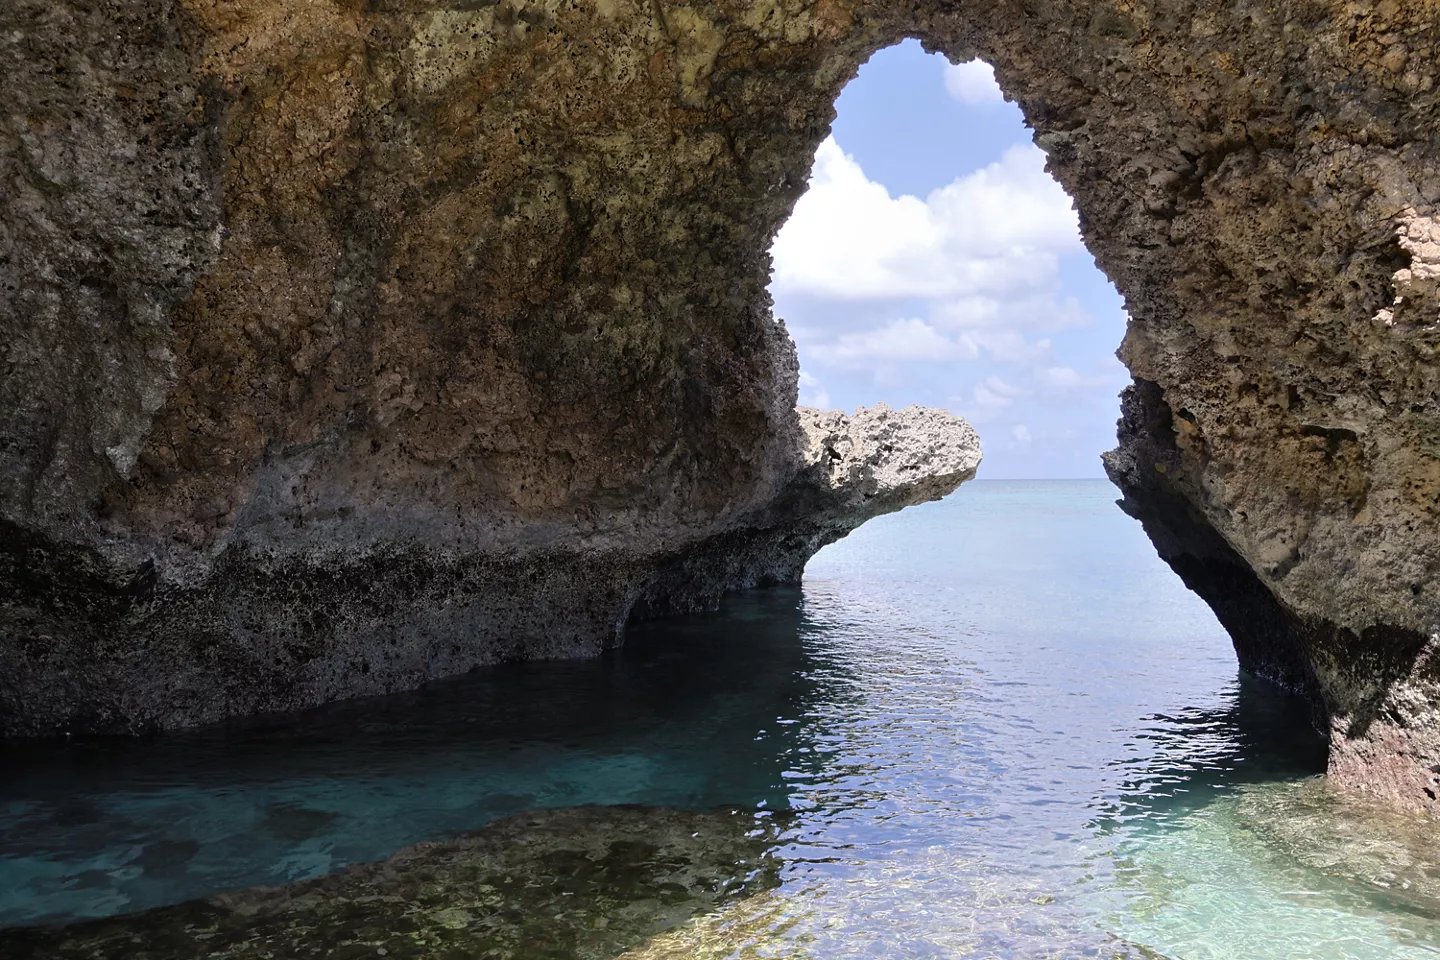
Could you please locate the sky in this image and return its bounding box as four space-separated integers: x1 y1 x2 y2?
768 40 1132 480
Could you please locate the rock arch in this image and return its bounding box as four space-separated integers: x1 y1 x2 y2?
3 0 1439 811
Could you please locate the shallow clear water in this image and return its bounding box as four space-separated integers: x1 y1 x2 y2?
3 480 1438 958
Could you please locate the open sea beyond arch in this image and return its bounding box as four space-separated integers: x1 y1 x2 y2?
3 480 1439 957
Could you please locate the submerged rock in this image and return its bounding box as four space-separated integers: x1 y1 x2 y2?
0 806 786 960
0 795 1181 960
614 888 1170 960
1234 778 1440 916
1105 777 1440 955
3 0 1440 807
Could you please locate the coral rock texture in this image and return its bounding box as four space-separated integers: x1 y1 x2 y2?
3 0 1440 809
632 404 981 616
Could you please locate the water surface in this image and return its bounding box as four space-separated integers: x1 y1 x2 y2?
3 480 1438 958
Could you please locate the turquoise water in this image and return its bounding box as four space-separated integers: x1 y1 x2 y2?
3 480 1439 957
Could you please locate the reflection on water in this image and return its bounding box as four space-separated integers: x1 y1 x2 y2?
0 590 828 926
2 480 1439 959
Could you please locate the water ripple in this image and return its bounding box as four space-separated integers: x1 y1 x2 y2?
2 481 1437 958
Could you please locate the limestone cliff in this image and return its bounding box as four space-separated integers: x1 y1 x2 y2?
3 0 1440 810
0 385 976 733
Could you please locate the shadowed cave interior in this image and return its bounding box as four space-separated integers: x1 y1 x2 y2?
5 1 1440 954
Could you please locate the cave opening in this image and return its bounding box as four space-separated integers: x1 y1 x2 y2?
765 39 1331 736
768 39 1131 480
7 7 1438 951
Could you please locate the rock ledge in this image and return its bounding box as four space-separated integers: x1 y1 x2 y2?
1 403 978 735
633 404 981 618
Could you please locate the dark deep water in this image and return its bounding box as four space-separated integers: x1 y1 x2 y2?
3 480 1439 958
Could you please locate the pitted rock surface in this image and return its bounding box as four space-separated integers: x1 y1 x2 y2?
4 0 1440 810
632 404 980 617
800 404 982 508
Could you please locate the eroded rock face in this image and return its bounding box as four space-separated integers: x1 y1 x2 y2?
3 0 1440 807
634 404 980 617
0 388 974 733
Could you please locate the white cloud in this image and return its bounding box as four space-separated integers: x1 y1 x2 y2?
770 137 1081 302
963 329 1052 363
787 323 826 345
1038 366 1116 390
973 383 1014 412
944 59 1005 105
953 376 1029 423
798 371 831 409
764 42 1131 478
982 375 1027 399
807 317 979 368
933 292 1090 335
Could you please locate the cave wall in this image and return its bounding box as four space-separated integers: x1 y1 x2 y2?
3 0 1440 807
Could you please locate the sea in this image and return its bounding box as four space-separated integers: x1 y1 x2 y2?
3 480 1438 958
